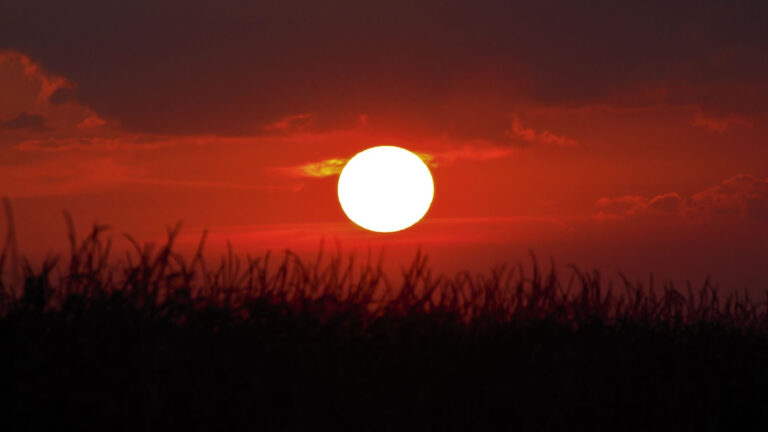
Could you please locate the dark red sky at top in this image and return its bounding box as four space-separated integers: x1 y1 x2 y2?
1 1 767 292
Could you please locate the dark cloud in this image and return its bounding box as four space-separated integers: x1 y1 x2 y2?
49 87 78 105
1 1 767 136
0 112 48 131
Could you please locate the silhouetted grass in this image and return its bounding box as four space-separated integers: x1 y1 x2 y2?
2 209 767 431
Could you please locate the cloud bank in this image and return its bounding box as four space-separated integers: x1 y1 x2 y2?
597 175 768 221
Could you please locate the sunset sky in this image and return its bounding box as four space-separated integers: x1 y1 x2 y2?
2 1 767 292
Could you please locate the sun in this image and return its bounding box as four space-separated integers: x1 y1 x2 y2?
338 146 434 232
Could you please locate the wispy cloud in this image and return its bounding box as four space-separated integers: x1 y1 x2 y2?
77 115 107 130
0 51 114 145
425 145 514 167
281 158 349 178
0 50 71 103
1 154 305 198
0 156 132 197
691 112 753 133
0 112 48 132
688 175 768 220
596 175 768 221
13 135 264 152
506 114 578 147
262 113 317 133
120 177 304 192
280 143 514 178
15 137 124 152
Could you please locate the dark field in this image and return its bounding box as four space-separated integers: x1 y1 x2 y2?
2 219 767 431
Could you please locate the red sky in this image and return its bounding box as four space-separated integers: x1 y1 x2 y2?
1 1 768 293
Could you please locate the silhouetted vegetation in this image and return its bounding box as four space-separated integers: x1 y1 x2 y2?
2 212 767 431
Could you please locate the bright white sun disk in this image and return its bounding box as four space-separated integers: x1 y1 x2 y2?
337 146 434 232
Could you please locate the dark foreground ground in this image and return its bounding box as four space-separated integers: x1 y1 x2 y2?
2 225 767 431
